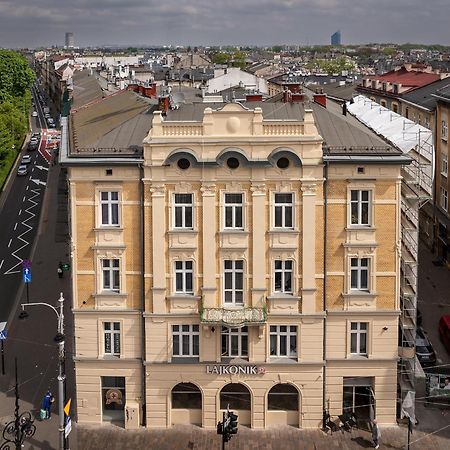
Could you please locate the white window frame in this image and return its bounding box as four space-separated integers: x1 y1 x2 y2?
100 191 120 227
273 192 294 229
223 192 244 230
269 325 298 358
273 260 293 294
103 321 121 356
441 154 448 177
102 259 120 292
173 193 194 229
172 324 199 357
350 189 371 227
223 260 244 305
442 120 448 141
221 326 248 358
440 187 448 211
350 257 369 291
350 322 368 356
174 260 194 295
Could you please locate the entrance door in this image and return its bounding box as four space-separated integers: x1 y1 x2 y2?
101 376 125 425
343 377 374 430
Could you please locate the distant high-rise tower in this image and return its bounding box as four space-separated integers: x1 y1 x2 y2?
331 30 341 46
65 32 74 49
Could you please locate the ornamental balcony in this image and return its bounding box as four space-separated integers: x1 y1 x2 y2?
200 306 267 327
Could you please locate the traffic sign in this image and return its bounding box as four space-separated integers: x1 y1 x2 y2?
23 268 32 283
65 416 72 438
22 259 31 269
0 330 7 340
64 398 71 416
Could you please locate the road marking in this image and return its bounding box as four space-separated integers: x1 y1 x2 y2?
0 260 3 270
31 179 46 187
23 196 26 202
18 209 22 216
31 167 34 172
8 239 12 248
14 223 18 231
35 165 49 171
26 185 29 191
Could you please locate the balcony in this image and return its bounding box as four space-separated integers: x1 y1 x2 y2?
200 306 267 327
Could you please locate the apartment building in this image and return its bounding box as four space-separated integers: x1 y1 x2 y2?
61 89 410 430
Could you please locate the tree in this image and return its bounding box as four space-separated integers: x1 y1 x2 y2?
0 50 34 102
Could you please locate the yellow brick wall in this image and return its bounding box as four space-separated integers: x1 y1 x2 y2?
375 204 397 273
376 276 396 309
326 275 344 309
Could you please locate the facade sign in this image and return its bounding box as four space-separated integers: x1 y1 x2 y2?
206 365 265 375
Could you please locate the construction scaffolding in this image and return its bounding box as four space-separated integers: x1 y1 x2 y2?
347 96 433 421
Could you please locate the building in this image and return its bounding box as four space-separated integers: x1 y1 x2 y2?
65 32 74 49
331 31 341 46
61 85 410 430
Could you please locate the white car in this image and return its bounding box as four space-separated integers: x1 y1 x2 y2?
20 155 32 165
32 111 38 117
17 165 28 176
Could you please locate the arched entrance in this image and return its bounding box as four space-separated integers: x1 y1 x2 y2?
267 383 300 427
219 383 251 426
171 382 202 426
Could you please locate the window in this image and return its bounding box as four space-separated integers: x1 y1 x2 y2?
172 383 202 409
100 191 119 226
442 120 448 141
274 193 293 228
270 325 297 358
102 259 120 292
224 260 244 305
224 193 243 229
268 384 299 411
172 325 199 357
392 103 398 114
440 187 448 211
350 258 369 291
350 322 368 355
350 190 371 226
174 261 193 294
220 383 250 410
442 154 448 177
174 193 193 229
274 260 293 294
380 99 387 107
221 326 248 358
104 322 120 356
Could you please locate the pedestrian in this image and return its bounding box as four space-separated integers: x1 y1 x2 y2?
57 262 63 278
444 378 450 389
371 419 381 449
42 391 54 419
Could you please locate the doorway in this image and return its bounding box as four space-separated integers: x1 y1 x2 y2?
101 376 125 426
343 377 374 429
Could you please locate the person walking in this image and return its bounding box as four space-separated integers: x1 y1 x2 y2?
371 419 381 449
42 391 54 419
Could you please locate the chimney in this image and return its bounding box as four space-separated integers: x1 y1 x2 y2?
291 93 304 102
158 96 170 115
143 83 157 98
283 90 292 103
246 93 263 102
313 89 327 108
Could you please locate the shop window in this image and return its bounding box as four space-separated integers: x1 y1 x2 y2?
171 383 202 409
220 383 251 410
268 384 299 411
102 376 125 424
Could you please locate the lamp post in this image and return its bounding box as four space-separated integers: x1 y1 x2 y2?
19 292 66 450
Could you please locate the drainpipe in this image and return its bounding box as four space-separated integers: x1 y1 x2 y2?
139 163 147 426
322 159 329 428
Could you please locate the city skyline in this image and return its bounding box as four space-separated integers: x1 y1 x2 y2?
0 0 449 48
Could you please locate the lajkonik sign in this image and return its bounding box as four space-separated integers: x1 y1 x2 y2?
206 365 266 375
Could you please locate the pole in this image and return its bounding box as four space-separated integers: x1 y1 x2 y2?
407 417 411 450
222 411 225 450
1 340 5 375
26 282 29 304
14 357 20 450
57 293 65 450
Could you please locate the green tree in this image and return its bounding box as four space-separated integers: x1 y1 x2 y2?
0 50 34 102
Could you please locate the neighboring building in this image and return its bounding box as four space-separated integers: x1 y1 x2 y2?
206 67 269 95
65 32 74 49
62 88 410 430
331 31 341 46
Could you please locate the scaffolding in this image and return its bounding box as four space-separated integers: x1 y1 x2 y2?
347 96 433 421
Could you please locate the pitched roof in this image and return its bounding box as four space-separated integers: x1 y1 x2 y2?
71 69 105 110
370 67 440 88
402 79 450 111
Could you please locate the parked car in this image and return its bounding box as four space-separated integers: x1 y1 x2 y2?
439 315 450 353
17 165 28 176
27 142 38 151
416 328 437 366
20 155 32 165
31 132 41 139
32 111 38 117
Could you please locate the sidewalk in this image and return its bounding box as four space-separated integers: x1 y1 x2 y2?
77 423 450 450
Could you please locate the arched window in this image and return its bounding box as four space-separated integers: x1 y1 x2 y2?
171 383 201 409
220 383 251 410
268 384 298 411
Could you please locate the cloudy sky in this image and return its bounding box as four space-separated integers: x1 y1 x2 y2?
0 0 449 48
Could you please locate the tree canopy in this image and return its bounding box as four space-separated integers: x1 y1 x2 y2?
0 50 34 102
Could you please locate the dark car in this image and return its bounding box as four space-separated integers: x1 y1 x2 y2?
416 328 437 366
27 142 38 151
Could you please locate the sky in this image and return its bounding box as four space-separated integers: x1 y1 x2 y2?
0 0 449 48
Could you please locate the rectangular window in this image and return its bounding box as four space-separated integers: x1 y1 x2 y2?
350 258 369 291
223 260 244 305
274 260 293 294
274 193 293 228
440 187 448 211
442 120 448 141
269 325 297 358
102 259 120 292
104 322 121 356
221 326 248 358
224 193 243 229
350 322 368 355
442 154 448 177
174 261 193 294
350 190 371 226
100 191 119 226
174 193 193 229
172 325 199 357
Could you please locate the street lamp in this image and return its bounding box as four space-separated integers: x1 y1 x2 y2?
19 292 66 450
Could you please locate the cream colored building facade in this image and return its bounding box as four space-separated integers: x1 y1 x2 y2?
64 99 408 430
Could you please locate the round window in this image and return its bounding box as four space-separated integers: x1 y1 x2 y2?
277 157 290 169
177 158 191 170
226 157 240 169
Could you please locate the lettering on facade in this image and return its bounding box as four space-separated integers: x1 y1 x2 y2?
206 365 266 375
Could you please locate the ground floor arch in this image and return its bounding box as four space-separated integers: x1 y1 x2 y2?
171 382 202 426
266 383 300 427
219 383 252 426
